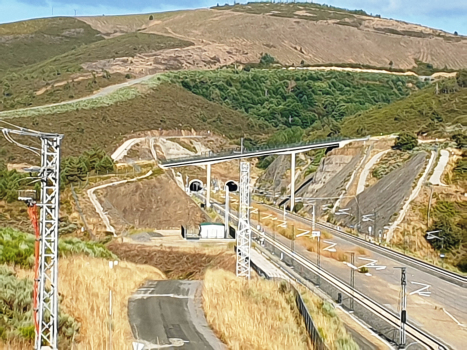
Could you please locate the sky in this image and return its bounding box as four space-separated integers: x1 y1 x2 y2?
0 0 466 35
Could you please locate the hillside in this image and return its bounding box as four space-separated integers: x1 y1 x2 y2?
168 69 424 129
0 17 103 71
78 6 467 73
341 82 467 137
2 3 467 113
0 30 192 111
0 83 268 163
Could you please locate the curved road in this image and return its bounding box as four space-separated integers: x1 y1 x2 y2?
0 73 161 118
129 280 226 350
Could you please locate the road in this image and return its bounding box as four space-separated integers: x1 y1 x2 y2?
255 204 467 349
357 149 391 194
0 73 161 118
429 150 449 186
128 280 226 350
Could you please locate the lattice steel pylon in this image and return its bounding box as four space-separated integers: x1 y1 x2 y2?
236 161 251 279
2 125 63 350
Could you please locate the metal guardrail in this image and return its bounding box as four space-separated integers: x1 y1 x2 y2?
258 203 467 287
314 220 467 287
160 136 348 165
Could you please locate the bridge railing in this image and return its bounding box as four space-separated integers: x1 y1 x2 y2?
160 136 346 164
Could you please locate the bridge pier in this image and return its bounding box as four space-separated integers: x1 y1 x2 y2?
206 163 211 208
290 153 295 212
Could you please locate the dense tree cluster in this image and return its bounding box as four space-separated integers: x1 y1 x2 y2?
0 148 114 202
394 132 418 151
170 70 419 131
0 167 26 203
61 147 114 184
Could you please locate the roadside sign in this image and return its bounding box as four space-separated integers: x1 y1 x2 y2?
312 230 321 238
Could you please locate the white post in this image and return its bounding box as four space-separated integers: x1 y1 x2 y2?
206 163 211 208
290 153 295 212
312 203 315 231
224 185 230 238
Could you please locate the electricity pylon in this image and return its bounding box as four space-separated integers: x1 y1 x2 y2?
2 125 63 350
236 161 251 279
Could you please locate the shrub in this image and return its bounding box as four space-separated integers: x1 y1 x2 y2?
394 132 418 151
0 265 80 345
456 70 467 88
457 257 467 273
452 133 467 149
259 53 276 66
256 155 276 169
358 266 369 273
0 227 117 267
149 15 154 20
426 216 461 251
293 202 304 213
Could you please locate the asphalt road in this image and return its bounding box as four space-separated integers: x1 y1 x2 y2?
255 204 467 349
128 280 226 350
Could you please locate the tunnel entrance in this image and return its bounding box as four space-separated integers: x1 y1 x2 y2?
225 180 238 192
189 179 203 192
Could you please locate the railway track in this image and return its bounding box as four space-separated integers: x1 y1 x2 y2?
260 203 467 288
206 198 450 350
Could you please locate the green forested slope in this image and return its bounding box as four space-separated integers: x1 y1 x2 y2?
341 80 467 137
169 69 423 132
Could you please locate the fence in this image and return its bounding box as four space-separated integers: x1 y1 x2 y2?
293 285 328 350
250 260 328 350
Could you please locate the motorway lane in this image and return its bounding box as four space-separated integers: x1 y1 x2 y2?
129 280 226 350
251 203 467 349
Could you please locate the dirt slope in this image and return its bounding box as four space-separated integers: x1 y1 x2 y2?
80 8 467 70
101 173 206 230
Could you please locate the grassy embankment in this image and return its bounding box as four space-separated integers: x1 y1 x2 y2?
0 82 268 163
203 269 358 350
0 227 165 349
203 269 310 350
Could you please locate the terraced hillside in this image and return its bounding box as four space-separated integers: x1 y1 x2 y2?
126 6 467 70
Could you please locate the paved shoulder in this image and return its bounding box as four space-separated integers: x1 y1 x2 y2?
129 280 226 350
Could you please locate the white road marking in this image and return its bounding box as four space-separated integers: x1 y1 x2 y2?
323 240 337 252
442 308 466 327
131 294 194 299
409 282 431 297
358 257 387 270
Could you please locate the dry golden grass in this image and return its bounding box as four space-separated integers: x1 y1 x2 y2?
4 256 165 350
203 269 310 350
59 256 165 349
298 287 358 350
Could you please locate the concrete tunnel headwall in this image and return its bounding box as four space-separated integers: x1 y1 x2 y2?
189 179 203 192
225 180 238 192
